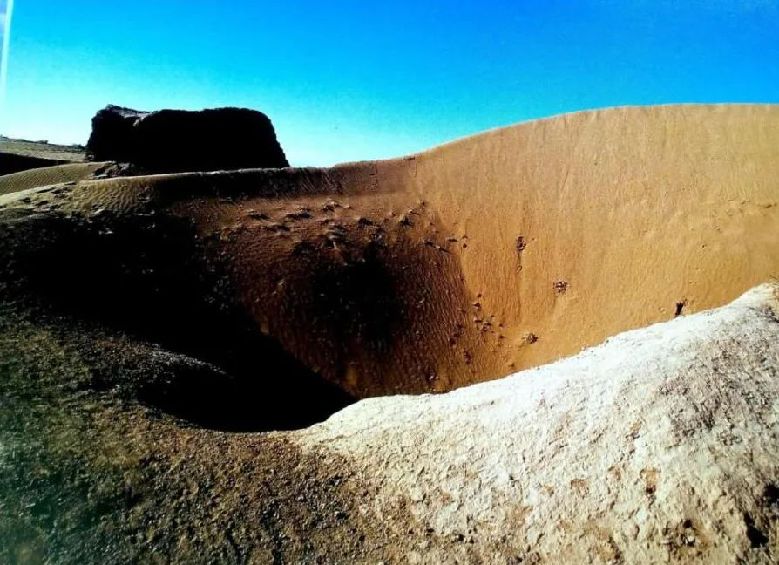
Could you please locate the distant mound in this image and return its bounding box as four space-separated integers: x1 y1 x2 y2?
0 152 67 175
86 105 289 172
0 137 86 175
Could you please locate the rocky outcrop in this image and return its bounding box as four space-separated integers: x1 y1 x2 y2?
86 105 289 172
84 105 147 165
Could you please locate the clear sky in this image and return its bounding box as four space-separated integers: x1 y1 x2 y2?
1 1 778 165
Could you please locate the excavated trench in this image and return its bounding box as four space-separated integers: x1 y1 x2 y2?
5 106 778 433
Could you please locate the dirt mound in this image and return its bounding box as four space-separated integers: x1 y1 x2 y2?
0 137 86 162
86 105 289 172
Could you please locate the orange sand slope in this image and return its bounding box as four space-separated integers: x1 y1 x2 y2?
10 104 779 398
402 103 779 381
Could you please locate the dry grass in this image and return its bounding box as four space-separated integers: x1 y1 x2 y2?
0 137 86 162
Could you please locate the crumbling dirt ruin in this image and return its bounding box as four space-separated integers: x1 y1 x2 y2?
86 105 289 172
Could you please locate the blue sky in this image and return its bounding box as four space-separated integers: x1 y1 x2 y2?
1 1 778 165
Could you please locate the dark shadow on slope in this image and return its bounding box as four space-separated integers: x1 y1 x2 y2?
0 208 355 432
0 152 68 175
136 349 355 432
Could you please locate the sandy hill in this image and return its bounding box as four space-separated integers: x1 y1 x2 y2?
0 161 112 195
0 137 86 162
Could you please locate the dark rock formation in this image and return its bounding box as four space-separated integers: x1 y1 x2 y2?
85 106 147 165
86 105 289 172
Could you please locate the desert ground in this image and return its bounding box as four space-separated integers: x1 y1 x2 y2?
0 137 86 176
0 104 778 562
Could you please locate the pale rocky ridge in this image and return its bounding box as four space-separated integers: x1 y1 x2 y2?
296 282 779 562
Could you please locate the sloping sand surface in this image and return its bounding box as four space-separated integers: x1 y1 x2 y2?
0 138 87 174
403 104 779 377
0 162 109 195
0 138 86 162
